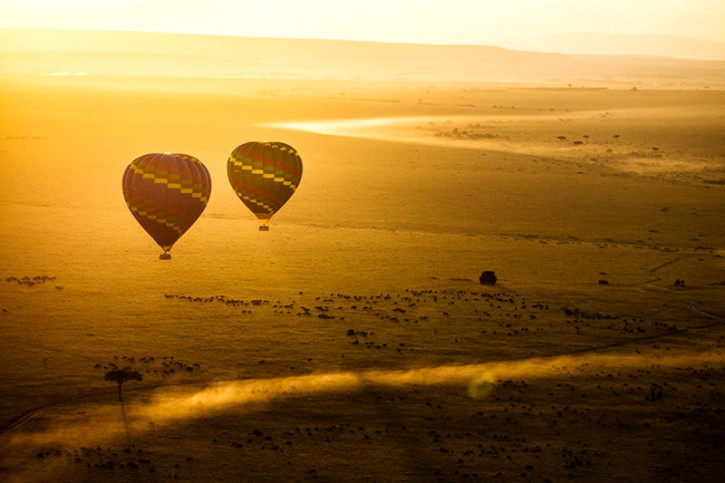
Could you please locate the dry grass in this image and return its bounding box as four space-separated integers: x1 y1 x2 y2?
0 75 724 481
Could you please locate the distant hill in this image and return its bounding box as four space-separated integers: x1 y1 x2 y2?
514 33 725 61
1 29 723 87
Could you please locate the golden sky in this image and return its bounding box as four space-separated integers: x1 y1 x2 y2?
1 0 724 48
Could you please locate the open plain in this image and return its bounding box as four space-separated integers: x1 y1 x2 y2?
1 30 724 482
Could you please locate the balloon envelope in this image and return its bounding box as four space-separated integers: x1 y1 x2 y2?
227 141 302 226
122 153 211 254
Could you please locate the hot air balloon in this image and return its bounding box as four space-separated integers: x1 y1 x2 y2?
122 152 211 259
227 141 303 230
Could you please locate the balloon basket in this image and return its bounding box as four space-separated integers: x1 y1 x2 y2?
259 225 270 231
159 252 172 260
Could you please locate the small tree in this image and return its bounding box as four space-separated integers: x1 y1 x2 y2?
104 369 142 402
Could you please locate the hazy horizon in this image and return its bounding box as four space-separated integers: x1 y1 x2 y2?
3 26 725 61
3 28 724 88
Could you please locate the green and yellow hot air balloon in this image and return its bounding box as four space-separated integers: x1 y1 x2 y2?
227 141 303 230
122 152 211 258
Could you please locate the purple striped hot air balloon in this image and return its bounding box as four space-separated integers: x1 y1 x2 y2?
122 153 211 259
227 141 303 231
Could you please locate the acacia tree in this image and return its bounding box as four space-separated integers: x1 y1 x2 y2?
104 368 143 402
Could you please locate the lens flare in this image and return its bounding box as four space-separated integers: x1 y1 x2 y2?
467 372 496 399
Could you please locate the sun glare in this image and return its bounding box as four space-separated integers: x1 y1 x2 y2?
1 0 134 8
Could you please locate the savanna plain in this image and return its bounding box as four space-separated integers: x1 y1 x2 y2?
1 70 724 481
